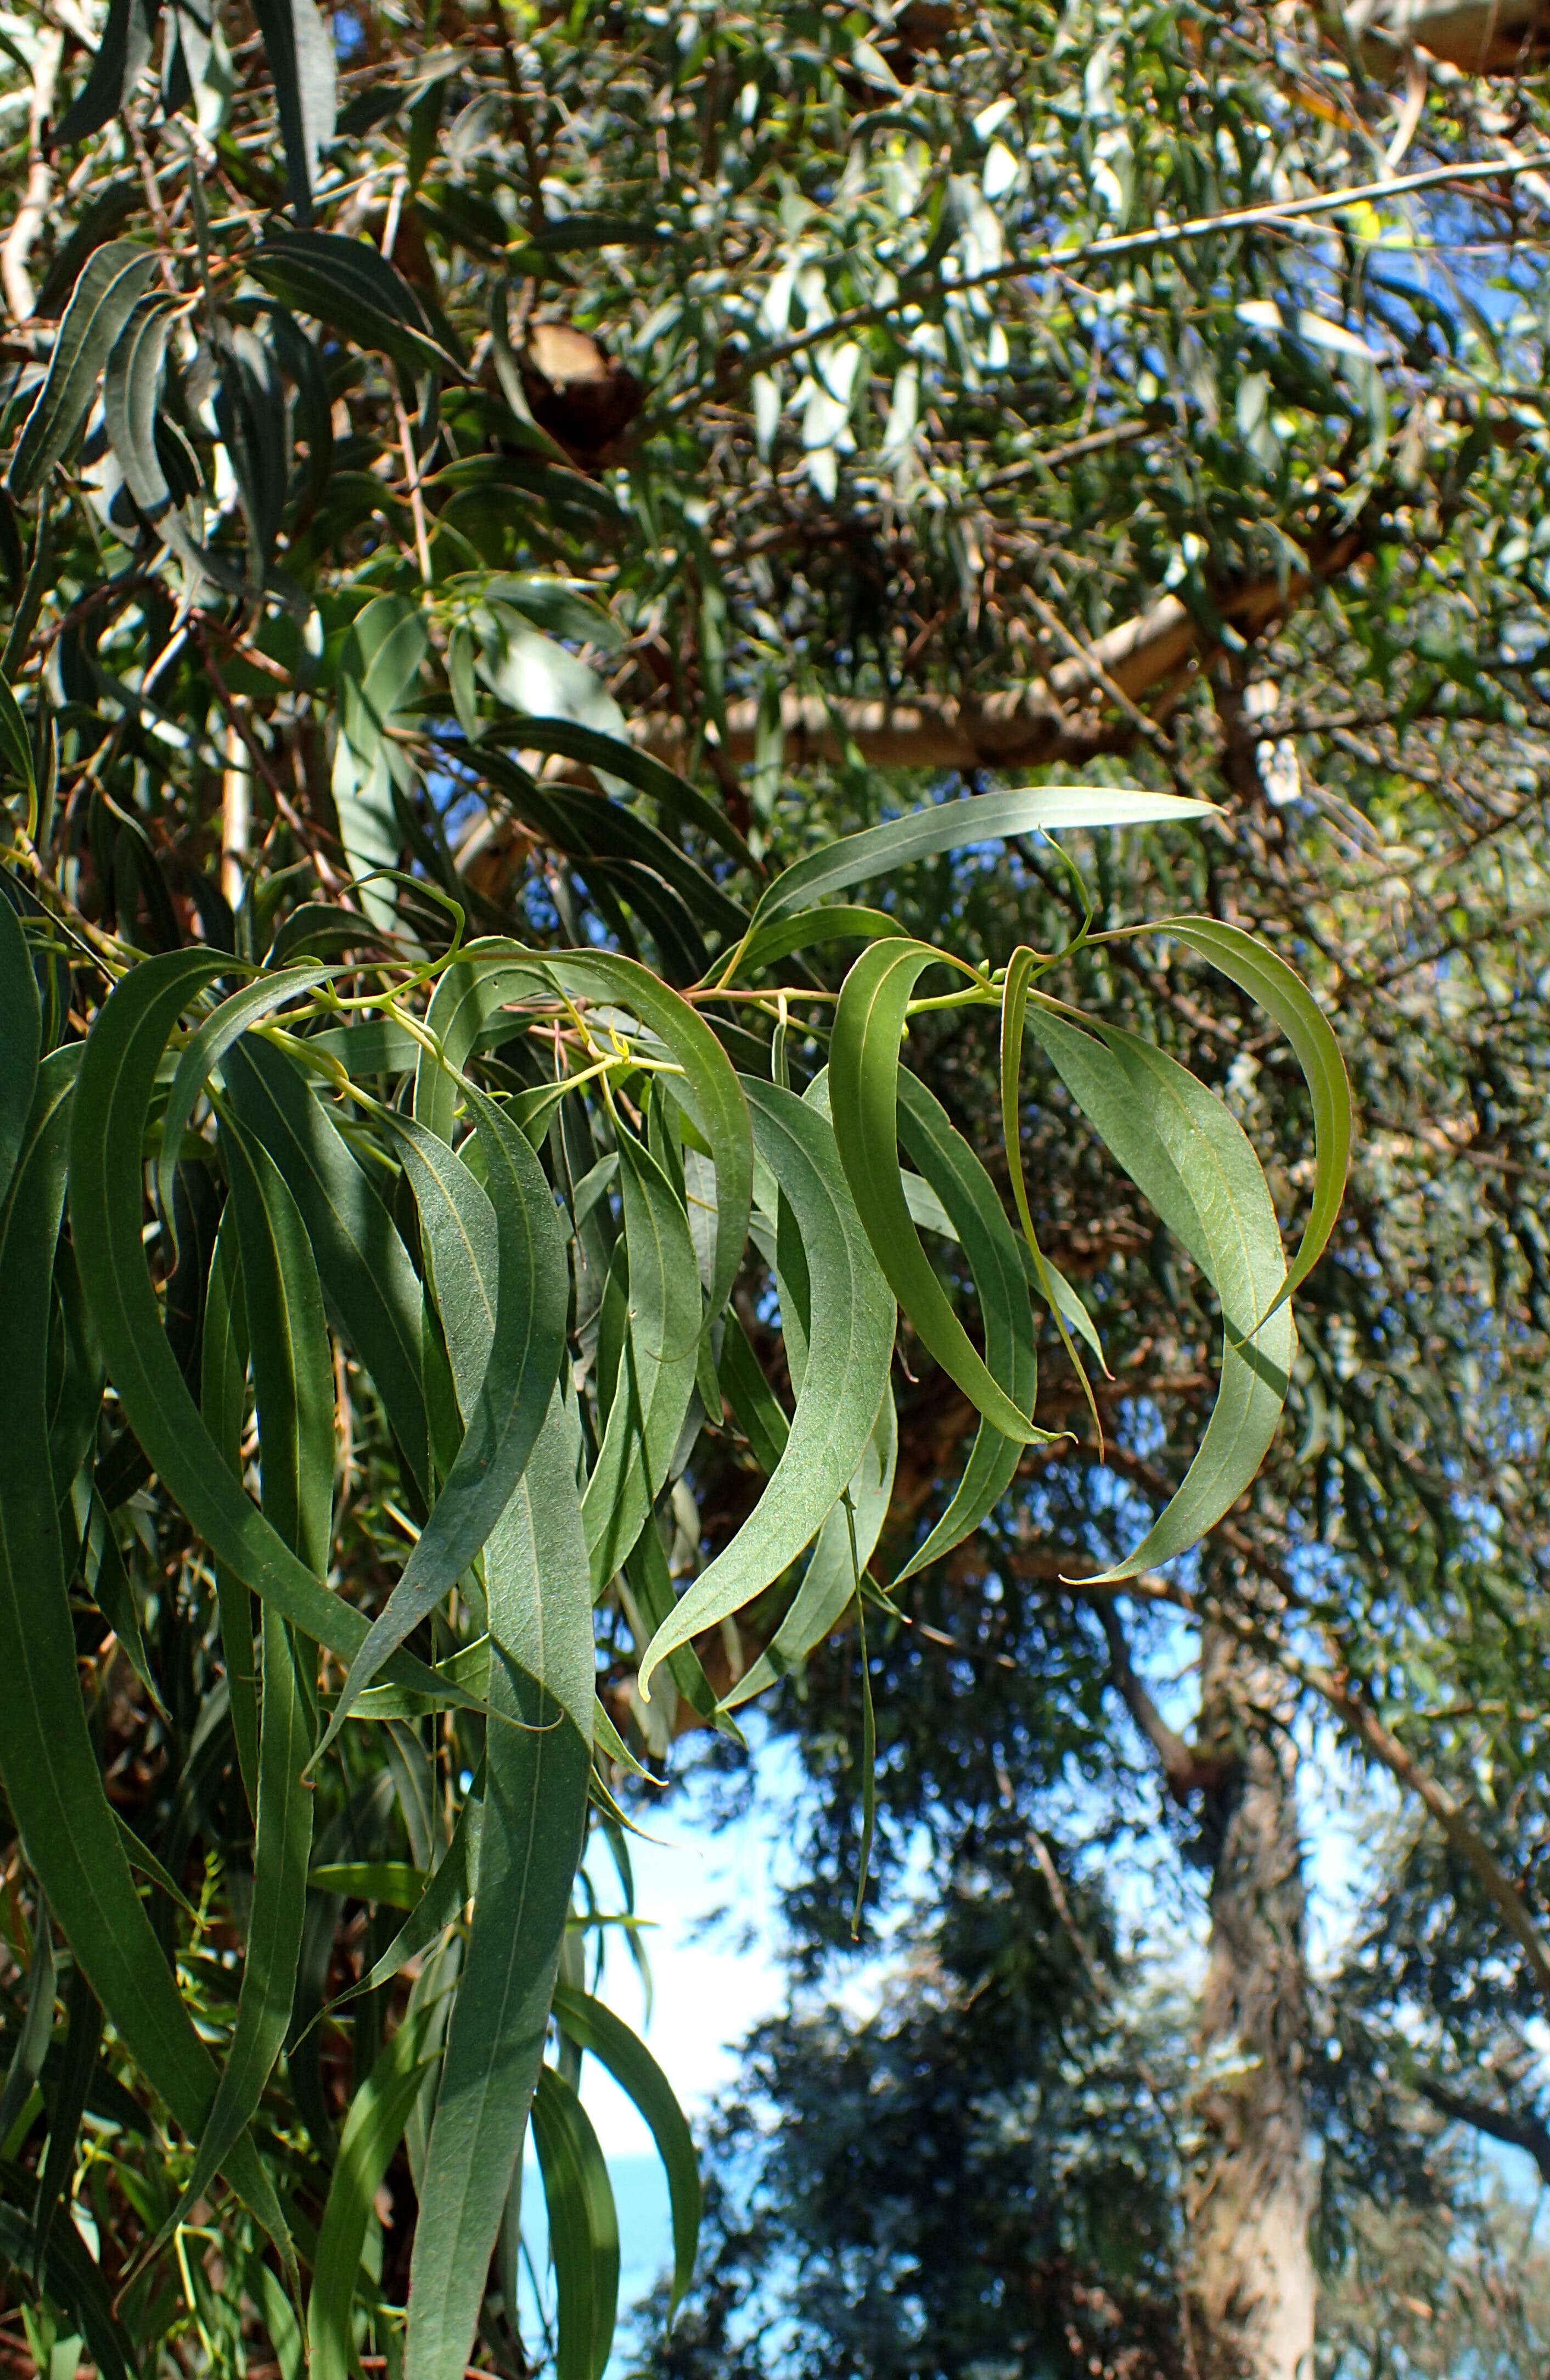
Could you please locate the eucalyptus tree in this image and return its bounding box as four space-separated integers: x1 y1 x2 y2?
3 1 1550 2378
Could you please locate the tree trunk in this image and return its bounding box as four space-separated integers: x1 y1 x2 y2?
1187 1627 1317 2380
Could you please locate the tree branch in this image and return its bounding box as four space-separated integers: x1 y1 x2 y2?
1094 1596 1234 1801
1413 2076 1550 2185
623 535 1363 779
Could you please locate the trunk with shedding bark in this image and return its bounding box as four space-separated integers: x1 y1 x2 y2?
1187 1629 1317 2380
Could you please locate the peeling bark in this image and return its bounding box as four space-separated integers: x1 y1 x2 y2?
1187 1630 1316 2380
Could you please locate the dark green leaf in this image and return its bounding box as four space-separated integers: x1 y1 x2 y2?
8 243 159 500
531 2065 620 2380
552 1981 700 2317
0 879 40 1208
830 940 1051 1445
639 1080 895 1700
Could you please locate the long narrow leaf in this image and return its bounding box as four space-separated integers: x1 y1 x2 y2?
321 1077 568 1747
1147 916 1352 1311
0 881 39 1210
531 2065 620 2380
551 1981 700 2317
830 940 1049 1445
753 786 1215 924
639 1080 894 1700
0 1048 290 2250
1024 1004 1295 1579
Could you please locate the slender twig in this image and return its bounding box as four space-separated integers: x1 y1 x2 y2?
675 149 1550 413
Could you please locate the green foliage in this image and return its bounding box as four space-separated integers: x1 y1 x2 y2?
7 0 1550 2367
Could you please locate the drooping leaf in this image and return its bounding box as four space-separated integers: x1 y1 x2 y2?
0 2185 134 2380
104 296 245 590
31 1963 102 2267
531 2065 621 2380
0 1895 55 2146
253 233 464 380
639 1079 895 1700
480 716 757 871
413 942 752 1327
0 881 40 1208
153 1119 328 2251
0 680 38 834
830 939 1052 1445
891 1064 1040 1577
69 956 447 1689
552 1981 701 2317
156 963 330 1256
202 1215 260 1811
1000 945 1107 1437
1024 1003 1296 1579
309 2004 442 2380
1147 916 1353 1311
0 1046 290 2252
222 1030 430 1496
248 0 338 223
321 1076 569 1746
405 1395 593 2380
54 0 162 147
8 243 160 501
722 1378 896 1709
583 1125 702 1590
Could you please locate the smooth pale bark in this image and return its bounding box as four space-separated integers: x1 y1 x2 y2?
627 541 1360 779
1188 1627 1317 2380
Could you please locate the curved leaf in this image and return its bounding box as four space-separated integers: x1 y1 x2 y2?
151 1118 327 2257
722 1378 896 1709
733 901 907 981
415 940 752 1328
0 680 38 834
583 1126 701 1591
320 1076 569 1748
639 1079 895 1701
68 955 444 1686
830 939 1049 1445
482 715 756 869
202 1215 259 1810
753 785 1216 924
551 1981 701 2318
0 881 40 1208
405 1393 593 2380
222 1030 430 1495
309 2007 441 2380
254 233 463 379
156 963 330 1259
1001 945 1105 1438
531 2065 620 2380
1024 1003 1296 1580
8 242 159 501
1148 916 1352 1312
891 1065 1041 1579
0 1047 288 2252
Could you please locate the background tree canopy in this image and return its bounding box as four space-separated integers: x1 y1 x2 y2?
4 2 1550 2378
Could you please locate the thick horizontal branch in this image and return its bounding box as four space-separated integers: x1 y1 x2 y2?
628 536 1361 779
